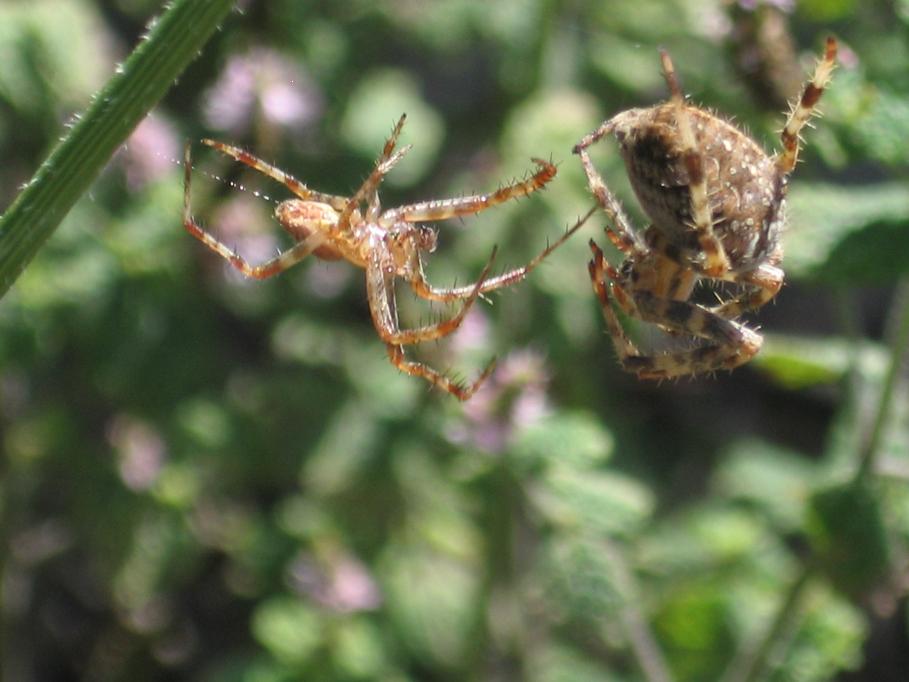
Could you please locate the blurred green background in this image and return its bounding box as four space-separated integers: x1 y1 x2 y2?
1 1 908 680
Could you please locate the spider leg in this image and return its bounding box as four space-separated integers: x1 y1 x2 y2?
366 246 497 400
378 158 557 225
660 49 731 278
777 36 837 175
183 144 326 279
408 206 596 302
574 141 648 255
588 240 642 361
339 114 412 228
573 118 617 154
384 345 496 401
344 143 413 227
622 340 762 380
367 246 498 346
710 262 784 319
198 139 350 210
589 240 762 379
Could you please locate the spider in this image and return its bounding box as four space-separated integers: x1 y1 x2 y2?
183 114 589 400
574 37 837 379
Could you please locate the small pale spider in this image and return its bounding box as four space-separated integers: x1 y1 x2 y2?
184 114 589 400
574 38 837 379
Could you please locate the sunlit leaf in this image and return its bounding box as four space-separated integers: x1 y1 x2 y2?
786 183 909 283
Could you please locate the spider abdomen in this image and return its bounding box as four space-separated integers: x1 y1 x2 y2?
618 104 785 269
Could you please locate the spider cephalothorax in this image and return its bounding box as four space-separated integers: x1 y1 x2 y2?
575 38 837 379
184 114 589 400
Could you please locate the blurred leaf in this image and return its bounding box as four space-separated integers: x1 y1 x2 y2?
513 411 614 470
537 535 625 624
528 643 625 682
152 461 202 510
786 182 909 283
845 83 909 167
640 505 780 578
806 481 891 598
588 35 667 95
252 597 323 668
0 1 108 115
531 467 654 538
14 203 119 309
300 399 381 496
380 546 479 669
340 70 444 186
332 618 388 679
177 396 232 450
754 334 888 389
899 0 909 24
113 514 195 611
654 582 734 682
714 439 819 531
797 0 857 20
391 444 481 560
771 583 866 682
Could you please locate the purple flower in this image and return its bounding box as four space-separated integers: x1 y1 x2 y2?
202 48 324 136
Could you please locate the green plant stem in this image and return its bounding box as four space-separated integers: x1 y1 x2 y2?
601 539 674 682
723 279 909 682
0 0 236 298
720 564 815 682
855 277 909 481
469 462 528 679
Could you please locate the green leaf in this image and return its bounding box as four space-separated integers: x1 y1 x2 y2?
528 643 625 682
653 581 734 682
785 182 909 283
776 585 866 682
754 334 888 390
806 481 891 598
380 546 479 668
332 619 388 679
340 70 444 187
513 411 614 470
640 505 781 577
536 535 625 623
252 597 323 668
531 467 654 537
714 439 819 531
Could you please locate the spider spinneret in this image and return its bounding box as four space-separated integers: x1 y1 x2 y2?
574 37 837 379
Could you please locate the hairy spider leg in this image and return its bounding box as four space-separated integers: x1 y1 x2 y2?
338 114 411 229
703 38 836 317
183 143 329 279
379 158 557 225
200 139 350 211
367 245 499 400
777 36 837 175
709 260 785 319
589 241 762 378
408 206 597 302
573 114 618 153
369 246 498 346
385 344 496 401
660 50 731 278
588 241 641 358
574 140 649 255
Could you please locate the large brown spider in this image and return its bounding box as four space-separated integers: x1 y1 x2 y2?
184 114 588 400
574 38 837 379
